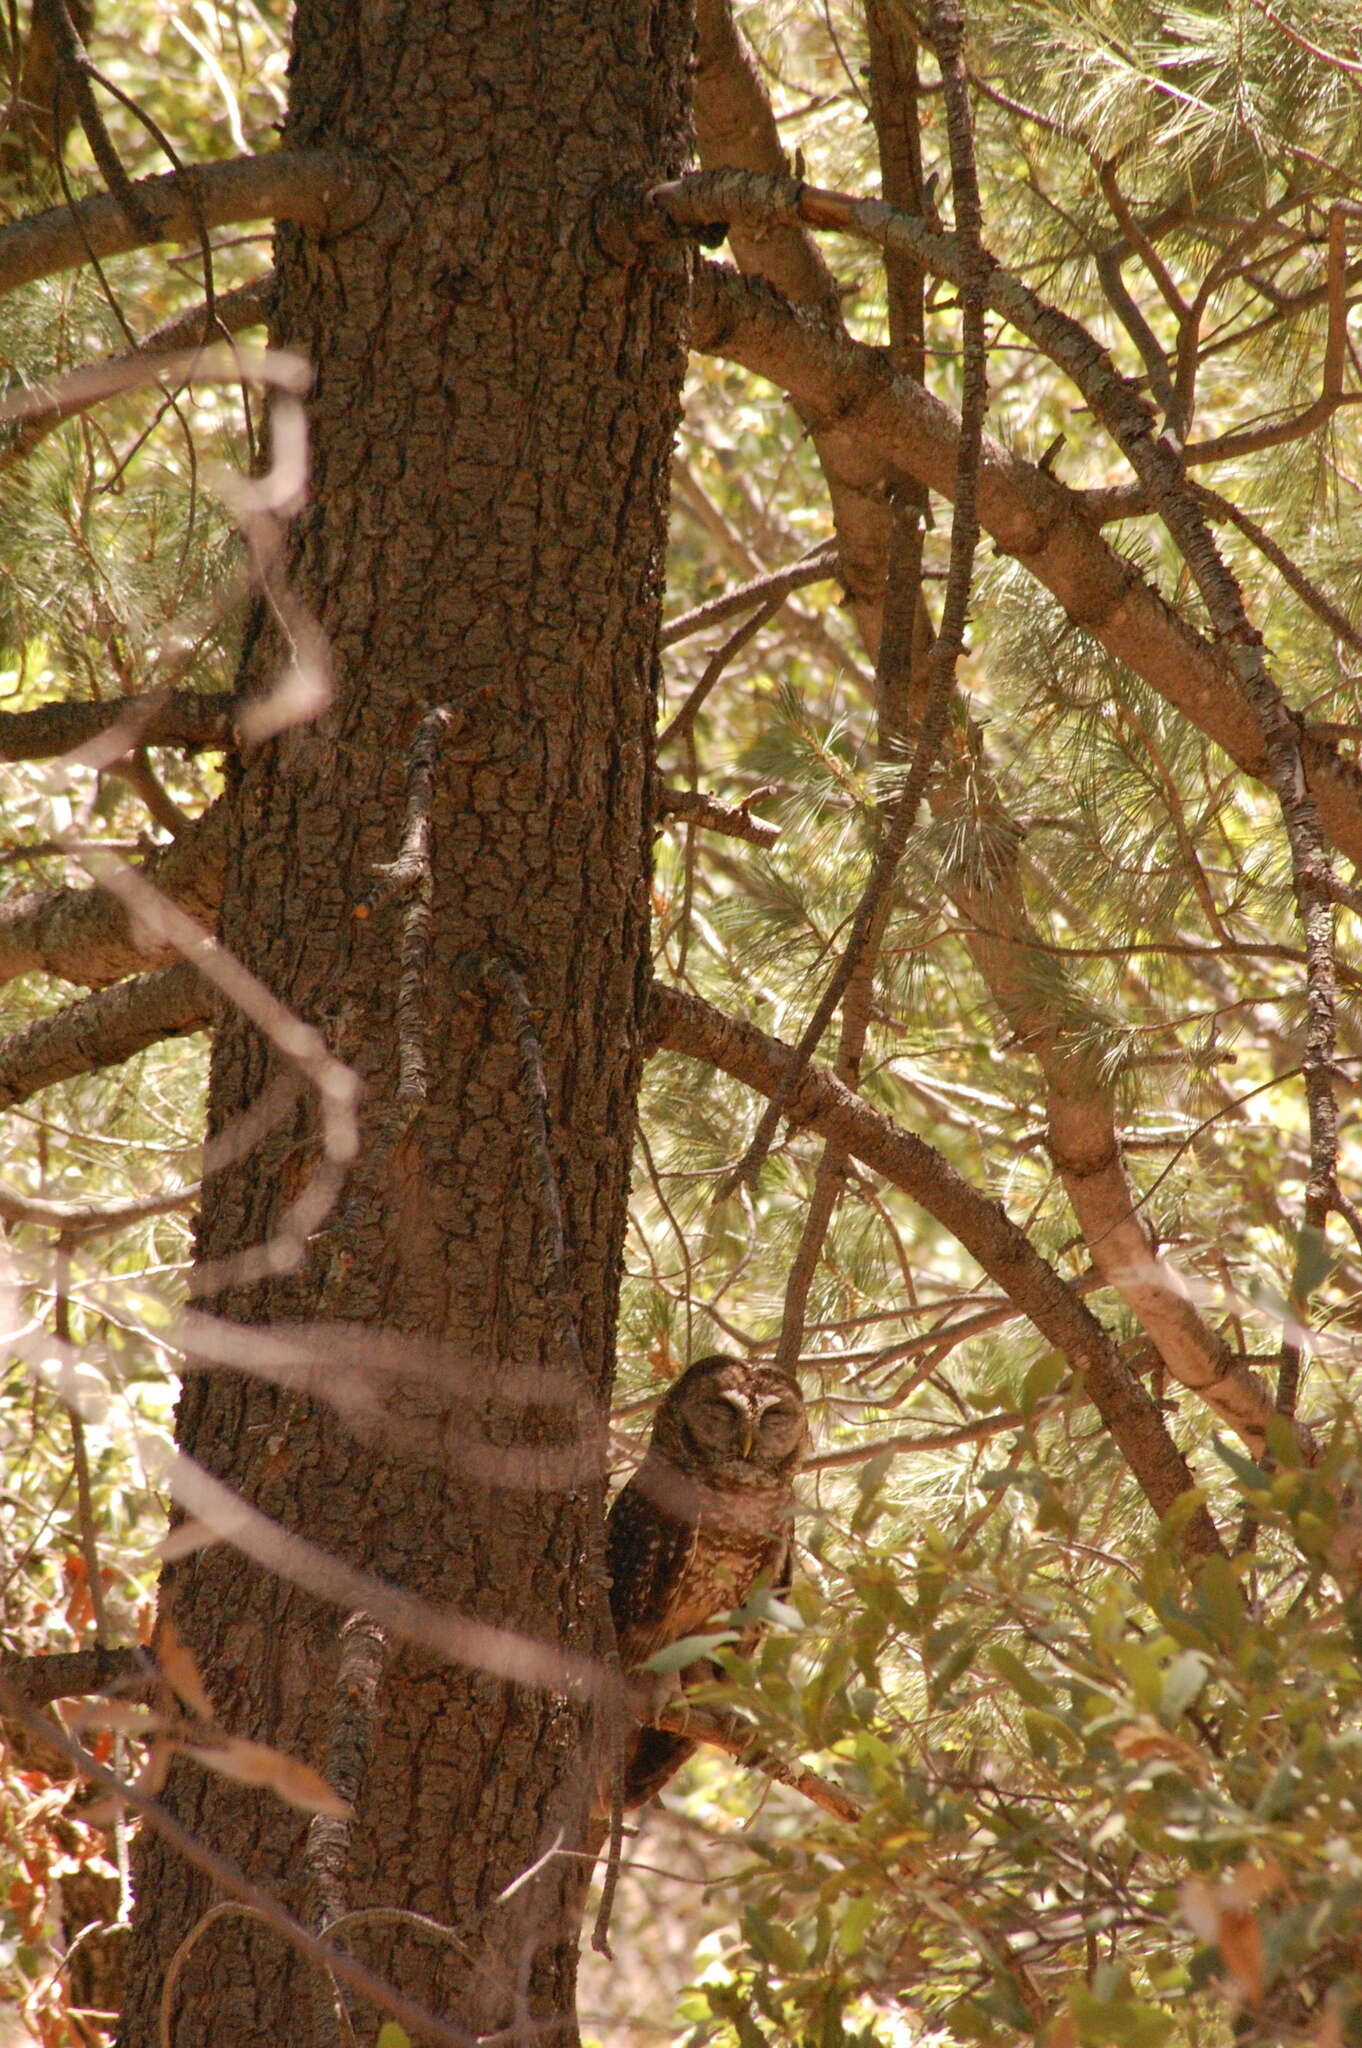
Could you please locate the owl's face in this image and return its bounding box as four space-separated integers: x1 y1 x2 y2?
652 1355 806 1486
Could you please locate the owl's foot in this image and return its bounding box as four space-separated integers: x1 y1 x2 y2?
625 1665 688 1732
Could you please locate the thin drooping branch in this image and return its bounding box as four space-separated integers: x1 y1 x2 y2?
0 690 234 762
1189 480 1362 662
651 982 1232 1545
658 587 788 750
656 785 779 847
660 542 838 649
36 0 157 235
0 147 377 298
725 0 989 1197
773 0 929 1374
0 958 210 1109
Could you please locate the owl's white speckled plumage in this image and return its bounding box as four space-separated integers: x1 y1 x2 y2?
605 1355 806 1808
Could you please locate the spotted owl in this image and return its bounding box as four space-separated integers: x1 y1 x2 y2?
605 1354 807 1810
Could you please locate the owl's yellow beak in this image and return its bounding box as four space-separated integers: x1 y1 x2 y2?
739 1419 754 1459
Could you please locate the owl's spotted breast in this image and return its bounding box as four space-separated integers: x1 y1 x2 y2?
602 1354 806 1812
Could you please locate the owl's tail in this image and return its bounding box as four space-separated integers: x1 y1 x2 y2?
584 1727 698 1860
621 1726 697 1810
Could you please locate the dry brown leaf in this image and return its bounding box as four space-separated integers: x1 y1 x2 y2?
1179 1871 1271 2006
1224 1855 1285 1909
157 1614 217 1721
81 1733 174 1827
184 1737 352 1818
1113 1719 1211 1778
1216 1909 1265 2005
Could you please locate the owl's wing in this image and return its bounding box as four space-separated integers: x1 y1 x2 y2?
732 1522 795 1660
605 1460 698 1672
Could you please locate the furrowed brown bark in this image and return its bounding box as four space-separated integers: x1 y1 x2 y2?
118 6 693 2046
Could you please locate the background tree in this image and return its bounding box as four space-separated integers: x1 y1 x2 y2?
2 3 1362 2047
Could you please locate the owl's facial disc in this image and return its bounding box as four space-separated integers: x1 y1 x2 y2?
685 1389 751 1455
717 1391 755 1459
754 1390 805 1456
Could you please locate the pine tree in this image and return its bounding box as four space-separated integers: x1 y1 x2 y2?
2 3 1361 2044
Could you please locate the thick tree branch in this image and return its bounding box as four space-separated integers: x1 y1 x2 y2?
692 0 842 319
0 1644 152 1708
0 959 209 1108
0 148 377 298
0 803 225 991
650 982 1243 1540
0 690 235 762
690 6 888 653
689 259 1362 871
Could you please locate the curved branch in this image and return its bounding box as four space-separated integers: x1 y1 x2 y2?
0 148 378 298
0 1176 200 1235
650 981 1239 1544
653 1703 861 1824
1 275 272 471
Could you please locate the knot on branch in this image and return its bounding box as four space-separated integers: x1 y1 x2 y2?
589 175 705 266
650 169 806 244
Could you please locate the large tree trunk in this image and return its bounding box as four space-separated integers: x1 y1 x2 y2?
119 5 692 2043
